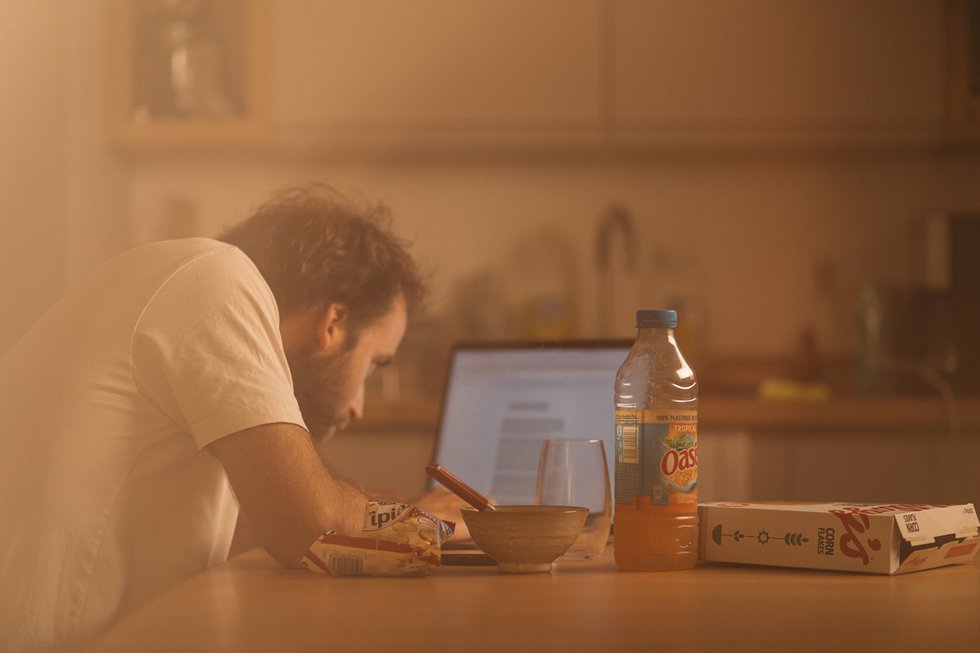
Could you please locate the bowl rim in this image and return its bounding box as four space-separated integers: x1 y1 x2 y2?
460 505 589 514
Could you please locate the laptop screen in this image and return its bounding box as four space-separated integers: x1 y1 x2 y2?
429 341 631 505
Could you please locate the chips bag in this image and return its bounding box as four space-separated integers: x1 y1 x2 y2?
301 501 455 576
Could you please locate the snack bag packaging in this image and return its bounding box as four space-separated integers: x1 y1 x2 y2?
301 501 455 576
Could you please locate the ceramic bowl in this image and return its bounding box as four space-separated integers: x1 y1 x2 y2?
460 505 588 573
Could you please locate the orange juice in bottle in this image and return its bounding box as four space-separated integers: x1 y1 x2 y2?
614 309 699 571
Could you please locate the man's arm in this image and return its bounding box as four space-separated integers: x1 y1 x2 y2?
208 422 368 567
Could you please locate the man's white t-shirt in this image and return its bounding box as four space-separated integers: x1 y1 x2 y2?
0 238 306 652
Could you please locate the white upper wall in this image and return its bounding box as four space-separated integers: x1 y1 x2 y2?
0 1 68 351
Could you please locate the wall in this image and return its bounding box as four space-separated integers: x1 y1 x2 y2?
125 148 980 357
0 1 67 351
63 1 129 293
0 1 126 355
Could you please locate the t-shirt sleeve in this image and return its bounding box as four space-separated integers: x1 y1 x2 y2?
130 246 307 449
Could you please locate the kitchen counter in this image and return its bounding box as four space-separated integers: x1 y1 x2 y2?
700 393 980 432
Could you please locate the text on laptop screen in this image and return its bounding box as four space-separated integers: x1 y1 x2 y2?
431 344 630 505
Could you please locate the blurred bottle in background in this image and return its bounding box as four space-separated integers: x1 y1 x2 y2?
133 0 237 120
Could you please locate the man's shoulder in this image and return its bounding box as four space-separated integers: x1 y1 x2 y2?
119 238 257 282
93 238 272 316
134 237 240 264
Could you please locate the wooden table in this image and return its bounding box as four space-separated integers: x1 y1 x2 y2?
84 548 980 653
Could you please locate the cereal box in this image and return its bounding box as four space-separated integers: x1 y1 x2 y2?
698 502 980 574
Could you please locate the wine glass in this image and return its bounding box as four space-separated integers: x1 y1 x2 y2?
535 438 612 558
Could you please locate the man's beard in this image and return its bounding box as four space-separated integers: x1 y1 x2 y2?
286 344 357 445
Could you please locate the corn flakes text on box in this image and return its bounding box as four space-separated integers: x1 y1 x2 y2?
698 502 980 574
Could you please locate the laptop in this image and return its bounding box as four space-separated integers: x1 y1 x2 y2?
429 340 631 548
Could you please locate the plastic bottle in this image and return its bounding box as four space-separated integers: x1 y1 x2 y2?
614 309 699 571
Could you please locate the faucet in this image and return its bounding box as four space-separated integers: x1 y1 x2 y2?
594 204 639 336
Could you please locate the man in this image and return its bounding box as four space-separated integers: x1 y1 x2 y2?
0 185 462 652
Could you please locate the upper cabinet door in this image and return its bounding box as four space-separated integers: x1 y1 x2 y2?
106 0 271 150
948 0 980 142
611 0 946 146
271 0 604 151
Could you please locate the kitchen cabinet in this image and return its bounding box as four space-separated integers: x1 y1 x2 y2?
611 0 946 146
106 0 603 152
106 0 950 151
105 0 270 149
742 427 980 505
948 0 980 142
270 0 604 152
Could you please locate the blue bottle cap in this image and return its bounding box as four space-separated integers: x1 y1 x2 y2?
636 309 677 328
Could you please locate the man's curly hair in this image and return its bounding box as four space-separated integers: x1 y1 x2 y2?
218 184 426 331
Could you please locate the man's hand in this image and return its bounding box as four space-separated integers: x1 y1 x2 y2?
209 422 368 567
411 488 477 543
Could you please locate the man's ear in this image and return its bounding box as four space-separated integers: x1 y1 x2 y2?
314 303 350 353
